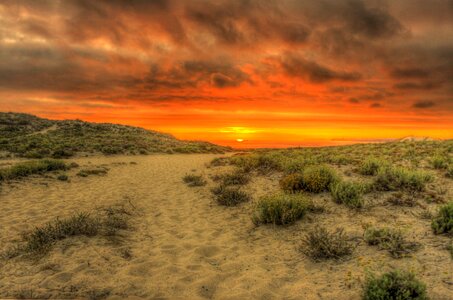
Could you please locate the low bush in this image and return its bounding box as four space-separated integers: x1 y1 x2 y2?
374 167 432 192
6 204 133 257
221 170 250 186
359 158 386 176
23 213 100 254
182 174 206 187
386 192 417 207
301 165 339 193
212 185 250 206
252 193 308 225
363 270 428 300
431 201 453 235
431 155 450 169
300 227 354 261
446 165 453 178
0 159 67 181
279 173 304 193
330 181 365 208
76 168 108 177
364 227 419 258
210 157 229 167
57 174 69 181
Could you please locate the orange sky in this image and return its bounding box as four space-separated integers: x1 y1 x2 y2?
0 0 452 147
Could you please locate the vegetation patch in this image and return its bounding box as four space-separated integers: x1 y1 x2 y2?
363 270 428 300
0 159 67 181
221 170 250 186
300 227 354 261
300 165 339 193
431 155 450 170
279 173 305 193
76 168 109 177
364 227 420 258
330 181 365 208
386 192 417 207
446 165 453 178
0 112 230 158
431 201 453 235
374 167 432 192
57 174 69 181
182 174 207 187
5 204 133 258
359 157 387 176
252 193 308 225
211 185 250 206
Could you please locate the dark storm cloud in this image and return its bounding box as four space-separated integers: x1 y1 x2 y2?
390 68 430 79
0 0 452 110
394 82 441 91
280 54 361 83
143 60 250 90
412 100 436 109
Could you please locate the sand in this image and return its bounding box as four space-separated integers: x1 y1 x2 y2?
0 154 452 299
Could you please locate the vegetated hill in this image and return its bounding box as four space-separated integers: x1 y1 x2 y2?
0 112 231 158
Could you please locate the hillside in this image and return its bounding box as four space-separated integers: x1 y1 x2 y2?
0 112 230 158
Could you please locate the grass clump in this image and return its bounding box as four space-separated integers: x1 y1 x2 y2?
23 213 100 254
364 227 419 258
211 185 250 206
330 181 365 208
431 201 453 235
221 170 250 186
57 174 69 181
445 165 453 178
431 155 450 170
182 174 207 187
279 173 304 193
363 270 428 300
301 165 339 193
0 159 67 181
76 168 108 177
252 193 308 225
374 167 432 192
359 157 386 176
6 204 133 257
300 227 354 261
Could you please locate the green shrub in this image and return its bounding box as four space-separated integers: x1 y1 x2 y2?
23 213 100 253
364 227 419 258
0 159 67 181
221 170 250 186
301 165 339 193
363 270 428 300
279 173 305 193
359 158 386 176
182 174 206 187
76 168 108 177
210 157 229 167
330 181 365 208
57 174 69 181
374 167 432 192
300 227 354 261
431 155 449 169
252 193 308 225
6 205 133 257
212 185 250 206
431 202 453 235
446 165 453 178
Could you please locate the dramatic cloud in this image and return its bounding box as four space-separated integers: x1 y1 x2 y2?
412 100 436 109
0 0 451 146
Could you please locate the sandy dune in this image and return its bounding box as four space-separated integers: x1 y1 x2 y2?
0 154 452 299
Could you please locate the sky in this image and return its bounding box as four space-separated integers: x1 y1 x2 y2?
0 0 452 147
